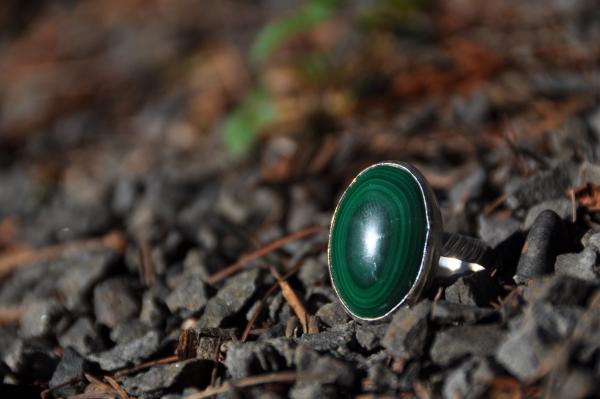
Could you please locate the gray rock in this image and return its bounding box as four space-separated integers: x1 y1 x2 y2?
297 323 354 352
165 272 207 317
525 274 596 307
430 324 505 366
445 271 500 307
496 302 581 380
382 300 431 359
532 71 587 98
198 269 259 328
121 359 210 399
110 319 151 344
524 198 572 230
506 162 576 210
140 291 166 328
431 301 496 325
58 317 105 355
89 330 160 371
19 300 63 339
442 356 496 399
316 302 349 327
4 339 59 381
57 250 116 311
224 340 288 379
515 210 566 284
93 277 140 328
478 215 521 248
555 248 600 282
290 344 355 398
356 323 388 351
49 348 92 398
298 256 328 288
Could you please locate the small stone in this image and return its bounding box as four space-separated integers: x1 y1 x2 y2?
514 210 566 284
496 302 581 380
19 300 63 339
297 323 355 352
382 300 431 359
4 339 59 382
89 330 160 371
430 324 504 366
478 215 521 248
524 198 573 230
139 291 167 328
121 359 210 399
431 301 496 325
198 269 259 328
445 271 500 307
525 274 596 307
58 317 105 355
506 162 576 210
298 256 327 289
555 248 600 282
110 319 151 344
49 348 93 398
57 250 116 311
165 273 207 317
224 340 287 379
356 323 388 351
316 302 350 327
93 277 140 328
442 356 496 399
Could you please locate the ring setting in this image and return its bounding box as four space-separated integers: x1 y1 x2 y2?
328 161 485 322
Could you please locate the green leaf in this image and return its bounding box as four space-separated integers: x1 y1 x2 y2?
250 0 342 65
223 89 277 157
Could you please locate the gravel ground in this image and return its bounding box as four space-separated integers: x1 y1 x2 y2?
1 0 600 398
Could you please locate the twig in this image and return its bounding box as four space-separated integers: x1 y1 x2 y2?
484 193 507 215
269 266 317 334
113 355 179 379
104 376 131 399
138 241 156 287
0 231 126 281
569 188 577 223
240 260 306 342
205 226 323 285
0 305 23 326
209 336 223 389
184 371 313 399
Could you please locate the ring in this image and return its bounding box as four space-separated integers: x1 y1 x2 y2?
328 161 490 321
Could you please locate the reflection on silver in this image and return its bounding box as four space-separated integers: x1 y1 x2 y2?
436 256 485 280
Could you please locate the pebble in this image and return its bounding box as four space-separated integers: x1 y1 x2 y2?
315 302 349 327
382 300 431 360
430 324 505 366
355 323 388 352
524 198 573 230
478 215 521 248
555 248 600 283
93 277 140 328
121 359 211 398
49 348 93 398
445 271 500 307
297 322 355 352
89 330 160 371
198 268 259 328
514 210 566 284
19 300 63 339
431 300 496 325
58 317 105 355
165 272 208 318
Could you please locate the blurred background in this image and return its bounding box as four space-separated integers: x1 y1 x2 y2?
1 0 600 396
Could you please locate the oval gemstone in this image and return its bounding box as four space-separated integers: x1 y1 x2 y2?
328 163 428 319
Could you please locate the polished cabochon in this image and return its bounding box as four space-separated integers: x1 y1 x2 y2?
328 162 442 321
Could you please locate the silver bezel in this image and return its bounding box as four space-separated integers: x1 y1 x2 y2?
327 161 443 323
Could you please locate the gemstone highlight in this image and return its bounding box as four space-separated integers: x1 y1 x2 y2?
328 163 428 319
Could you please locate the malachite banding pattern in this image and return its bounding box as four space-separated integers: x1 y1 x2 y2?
329 164 428 319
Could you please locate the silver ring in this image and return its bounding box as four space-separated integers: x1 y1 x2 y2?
327 161 489 322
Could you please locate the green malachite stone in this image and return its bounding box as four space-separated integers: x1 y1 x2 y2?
329 164 428 319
